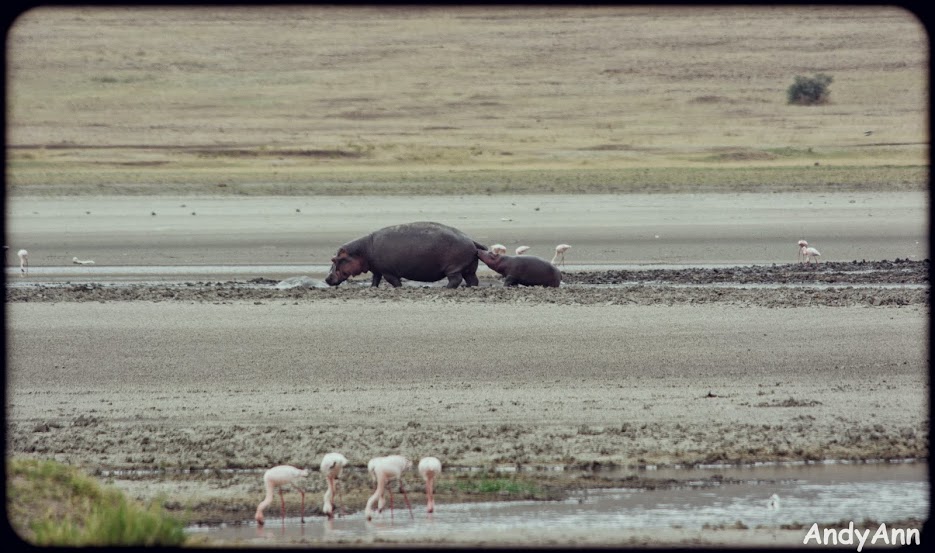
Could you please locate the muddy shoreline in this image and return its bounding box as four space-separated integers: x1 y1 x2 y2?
5 260 929 308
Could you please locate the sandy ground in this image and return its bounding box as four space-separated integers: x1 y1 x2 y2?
3 192 929 546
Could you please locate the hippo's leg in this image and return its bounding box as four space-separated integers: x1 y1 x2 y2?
503 276 520 287
445 273 464 288
371 273 383 287
383 274 403 287
461 259 480 287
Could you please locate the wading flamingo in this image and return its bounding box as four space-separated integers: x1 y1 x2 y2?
320 452 348 519
803 245 821 266
551 244 571 267
255 465 309 526
490 244 507 255
365 455 414 521
515 246 530 255
797 240 809 263
767 493 780 510
17 249 28 276
418 456 442 513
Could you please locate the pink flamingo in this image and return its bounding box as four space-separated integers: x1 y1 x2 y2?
17 249 28 276
490 244 507 255
320 452 348 519
365 455 414 521
418 457 442 513
551 244 571 266
254 465 309 526
797 240 809 263
515 245 530 255
803 245 821 265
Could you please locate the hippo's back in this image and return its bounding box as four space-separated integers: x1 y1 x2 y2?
509 256 562 287
370 221 480 281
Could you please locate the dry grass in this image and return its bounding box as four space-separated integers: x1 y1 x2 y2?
5 5 928 194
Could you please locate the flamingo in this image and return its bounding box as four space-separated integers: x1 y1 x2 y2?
490 244 507 255
797 240 809 263
803 245 821 265
551 244 571 267
72 257 95 265
767 493 780 510
320 452 348 519
418 457 442 513
254 465 309 526
515 245 530 255
17 249 28 276
365 455 414 521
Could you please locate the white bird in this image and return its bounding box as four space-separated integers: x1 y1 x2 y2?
254 465 309 526
797 240 809 263
418 457 442 514
17 249 28 276
72 257 95 265
365 455 414 521
490 244 507 255
515 245 530 255
767 493 780 510
551 244 571 266
803 245 821 265
320 452 348 519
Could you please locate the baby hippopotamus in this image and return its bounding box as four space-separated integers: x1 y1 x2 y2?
476 249 561 287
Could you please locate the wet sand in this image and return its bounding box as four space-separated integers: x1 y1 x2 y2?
4 192 927 267
4 192 929 546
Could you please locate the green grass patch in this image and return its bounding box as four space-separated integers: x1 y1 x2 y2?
6 458 187 547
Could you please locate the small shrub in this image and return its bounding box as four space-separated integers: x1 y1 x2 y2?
787 73 833 105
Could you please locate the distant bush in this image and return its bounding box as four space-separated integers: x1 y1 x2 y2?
787 73 833 105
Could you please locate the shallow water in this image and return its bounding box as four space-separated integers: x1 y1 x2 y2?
188 461 928 544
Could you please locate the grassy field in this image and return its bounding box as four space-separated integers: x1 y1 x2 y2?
5 6 928 194
6 458 187 546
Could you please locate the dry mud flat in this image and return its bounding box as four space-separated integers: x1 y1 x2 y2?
5 259 928 533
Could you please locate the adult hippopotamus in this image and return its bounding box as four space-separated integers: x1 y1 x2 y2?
476 249 562 287
325 222 487 288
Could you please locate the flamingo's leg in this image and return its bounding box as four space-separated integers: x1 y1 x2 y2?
296 485 305 523
336 481 347 517
399 479 414 519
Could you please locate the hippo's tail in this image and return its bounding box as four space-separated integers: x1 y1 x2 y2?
473 241 488 251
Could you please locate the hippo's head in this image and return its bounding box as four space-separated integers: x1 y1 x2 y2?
476 248 501 266
325 248 369 286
